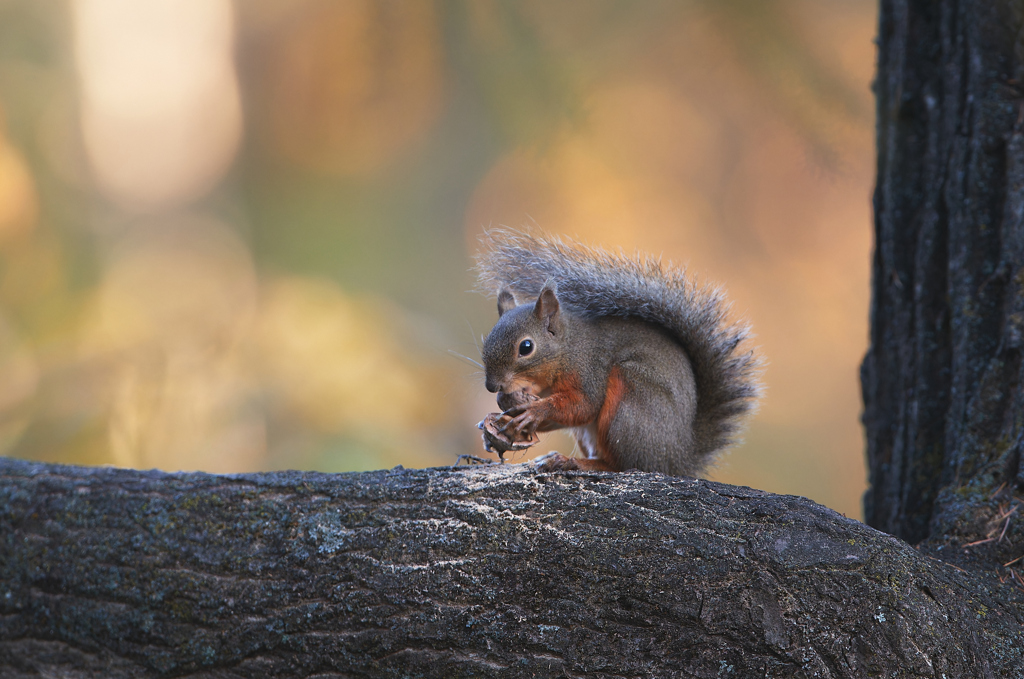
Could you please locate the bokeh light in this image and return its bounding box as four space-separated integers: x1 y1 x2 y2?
74 0 242 210
0 0 876 518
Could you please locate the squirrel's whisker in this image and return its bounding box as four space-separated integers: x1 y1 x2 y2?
448 350 485 370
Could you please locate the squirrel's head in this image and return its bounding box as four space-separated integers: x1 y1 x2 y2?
482 283 565 394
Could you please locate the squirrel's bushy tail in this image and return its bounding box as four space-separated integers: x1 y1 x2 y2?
476 228 762 463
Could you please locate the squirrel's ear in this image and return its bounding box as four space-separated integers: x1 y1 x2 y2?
534 284 562 334
497 287 517 317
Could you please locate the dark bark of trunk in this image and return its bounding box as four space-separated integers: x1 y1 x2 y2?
864 0 1024 545
1 458 1022 679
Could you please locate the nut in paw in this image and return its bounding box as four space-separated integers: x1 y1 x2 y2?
478 412 539 461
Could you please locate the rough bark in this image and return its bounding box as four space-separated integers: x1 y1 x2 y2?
1 457 1022 678
864 0 1024 544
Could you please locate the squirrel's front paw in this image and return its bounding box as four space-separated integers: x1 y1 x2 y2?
532 451 580 473
501 404 542 437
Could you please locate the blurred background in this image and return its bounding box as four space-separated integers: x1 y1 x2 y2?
0 0 874 518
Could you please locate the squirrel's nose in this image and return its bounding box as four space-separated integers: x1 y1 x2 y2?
485 376 502 393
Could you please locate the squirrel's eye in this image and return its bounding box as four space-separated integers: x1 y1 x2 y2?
518 339 534 357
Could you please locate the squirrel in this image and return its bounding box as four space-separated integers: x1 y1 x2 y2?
476 229 761 477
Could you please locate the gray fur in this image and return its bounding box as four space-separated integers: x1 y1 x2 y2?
475 228 762 466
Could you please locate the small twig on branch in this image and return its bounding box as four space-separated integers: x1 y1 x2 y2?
996 503 1019 522
1012 569 1024 591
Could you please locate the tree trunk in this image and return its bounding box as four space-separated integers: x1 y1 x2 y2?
863 0 1024 548
1 458 1022 678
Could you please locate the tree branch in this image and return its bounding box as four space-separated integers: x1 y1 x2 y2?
1 458 1022 677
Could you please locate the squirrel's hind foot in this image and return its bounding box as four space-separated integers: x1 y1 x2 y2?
533 452 619 473
532 452 580 472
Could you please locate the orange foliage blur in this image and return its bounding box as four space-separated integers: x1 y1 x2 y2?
0 0 877 518
261 0 445 176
